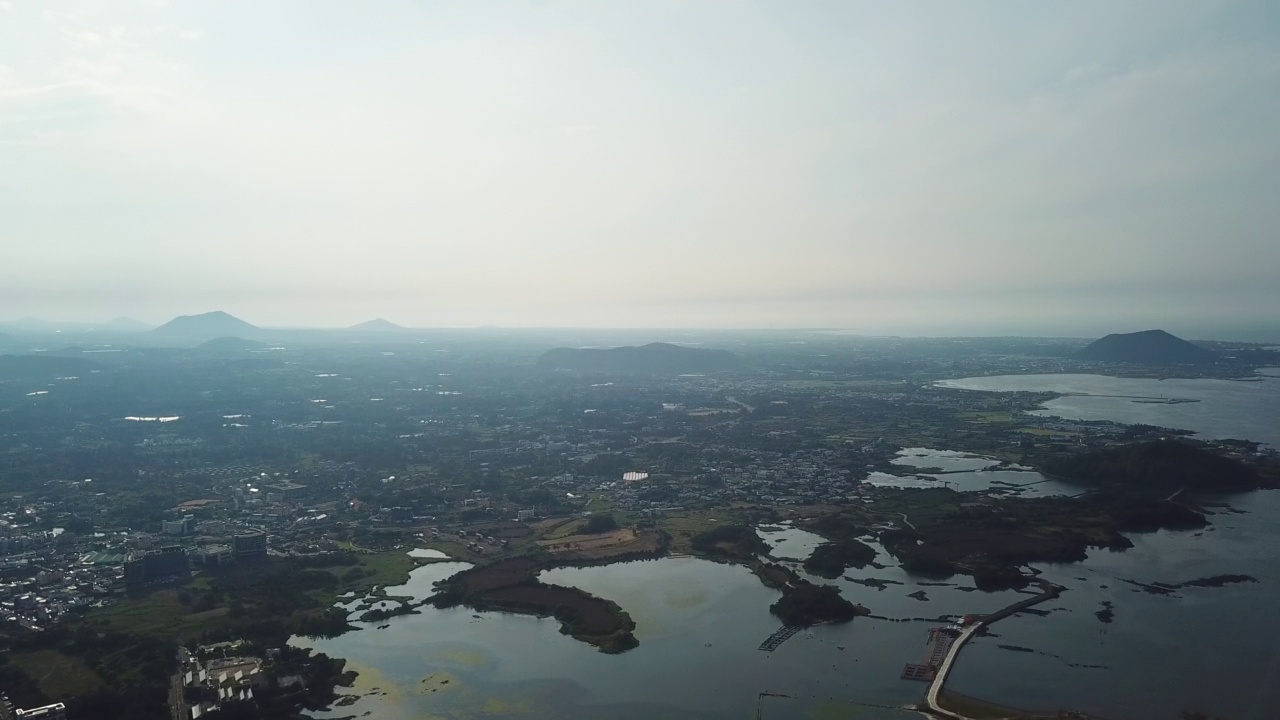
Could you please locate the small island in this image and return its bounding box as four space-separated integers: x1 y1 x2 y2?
803 539 877 578
770 579 868 626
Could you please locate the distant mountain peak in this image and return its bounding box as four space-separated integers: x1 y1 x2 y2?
153 311 259 339
1077 329 1217 365
106 316 152 331
347 318 408 332
538 342 742 373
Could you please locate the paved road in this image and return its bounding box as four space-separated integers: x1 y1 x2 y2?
923 624 981 719
169 672 185 720
922 580 1063 719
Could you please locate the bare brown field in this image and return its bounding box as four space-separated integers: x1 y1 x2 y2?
537 528 665 560
538 527 635 552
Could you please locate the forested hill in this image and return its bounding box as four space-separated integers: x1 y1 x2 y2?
1045 440 1263 492
1076 329 1217 365
152 311 259 339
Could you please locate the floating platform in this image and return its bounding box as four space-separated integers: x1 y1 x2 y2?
901 663 935 681
900 626 958 681
758 625 803 651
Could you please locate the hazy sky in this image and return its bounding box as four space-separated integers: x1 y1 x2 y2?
3 1 1278 337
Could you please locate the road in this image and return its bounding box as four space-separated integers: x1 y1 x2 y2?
169 672 186 720
923 623 981 719
922 580 1063 719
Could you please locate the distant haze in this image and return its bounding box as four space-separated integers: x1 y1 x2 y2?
3 2 1278 340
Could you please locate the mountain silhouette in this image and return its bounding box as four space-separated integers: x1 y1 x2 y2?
1077 329 1216 365
347 318 409 332
153 311 259 339
538 342 742 373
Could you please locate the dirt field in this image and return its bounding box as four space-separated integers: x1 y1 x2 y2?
537 527 635 552
461 520 533 538
537 528 665 560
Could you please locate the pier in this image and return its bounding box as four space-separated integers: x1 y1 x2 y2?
758 624 803 651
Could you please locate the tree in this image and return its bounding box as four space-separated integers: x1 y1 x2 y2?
581 514 619 534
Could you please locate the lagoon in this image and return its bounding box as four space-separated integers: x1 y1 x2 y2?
936 371 1280 447
294 372 1280 720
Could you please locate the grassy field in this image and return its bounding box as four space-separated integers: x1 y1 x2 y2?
1018 427 1082 438
9 649 104 698
541 517 587 540
341 550 421 593
659 510 745 553
94 587 230 639
91 550 423 641
538 527 634 550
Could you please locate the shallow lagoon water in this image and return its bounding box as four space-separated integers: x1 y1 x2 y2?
930 370 1280 717
296 373 1280 719
863 469 1077 497
298 504 1279 720
890 447 1001 472
297 555 939 720
873 448 1078 496
936 371 1280 447
757 521 827 560
407 547 450 559
950 490 1280 720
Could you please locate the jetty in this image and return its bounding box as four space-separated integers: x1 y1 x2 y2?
758 624 803 651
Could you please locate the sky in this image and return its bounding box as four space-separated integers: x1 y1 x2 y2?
2 1 1278 339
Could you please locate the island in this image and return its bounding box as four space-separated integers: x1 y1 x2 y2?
770 580 868 626
802 538 877 579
